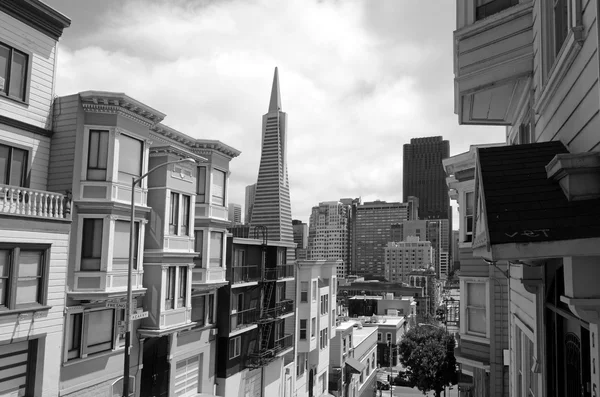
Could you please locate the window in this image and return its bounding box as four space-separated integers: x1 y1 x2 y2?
319 373 326 393
300 319 307 340
386 333 392 343
67 308 120 360
209 232 223 267
320 328 328 349
81 219 103 271
0 143 27 186
117 134 143 183
229 336 241 359
0 42 28 101
312 280 317 302
551 0 569 61
311 317 316 338
197 166 207 202
169 192 180 234
207 294 214 324
475 0 518 21
211 169 226 206
113 220 139 269
465 192 474 243
181 195 190 236
0 246 48 310
518 122 532 145
191 294 206 326
343 337 347 352
86 130 109 181
194 230 204 266
297 353 307 377
515 326 537 397
463 280 488 337
332 309 335 328
178 266 187 308
320 294 329 315
378 332 382 342
300 281 308 302
165 267 176 310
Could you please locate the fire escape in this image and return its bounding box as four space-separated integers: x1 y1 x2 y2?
247 225 281 368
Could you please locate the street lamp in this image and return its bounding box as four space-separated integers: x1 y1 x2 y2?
122 157 197 397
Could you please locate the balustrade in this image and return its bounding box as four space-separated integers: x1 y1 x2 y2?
0 185 70 219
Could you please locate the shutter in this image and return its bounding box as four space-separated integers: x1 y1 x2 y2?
174 355 200 396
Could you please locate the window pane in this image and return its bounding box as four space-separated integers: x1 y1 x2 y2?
87 130 109 180
192 295 205 325
68 313 82 359
81 219 102 271
113 221 131 260
467 283 486 306
197 166 206 201
169 192 179 234
195 230 204 265
9 147 26 186
207 294 214 324
0 144 8 185
16 251 42 305
178 266 187 307
8 50 27 100
165 267 176 309
211 169 226 206
117 134 142 183
210 232 223 267
0 250 9 306
0 45 8 90
181 195 190 236
467 307 486 334
86 309 114 353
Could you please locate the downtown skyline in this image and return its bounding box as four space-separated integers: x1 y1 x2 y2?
44 0 505 226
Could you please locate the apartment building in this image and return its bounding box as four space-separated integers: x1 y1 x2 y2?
244 183 255 225
307 201 351 278
296 259 338 397
384 237 433 284
347 294 416 320
361 316 407 368
453 0 600 396
443 144 507 397
407 268 438 322
216 225 296 397
329 320 378 397
0 2 70 395
228 203 241 223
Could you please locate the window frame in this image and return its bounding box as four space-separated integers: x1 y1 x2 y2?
165 266 176 310
0 40 31 103
0 141 29 187
229 336 241 359
311 317 316 338
86 129 109 181
460 277 491 341
194 230 204 267
177 266 188 308
464 191 475 243
299 319 307 340
116 133 143 184
0 244 50 312
80 218 103 271
197 166 207 203
169 192 180 235
211 168 227 207
513 315 538 397
209 231 224 267
300 281 308 302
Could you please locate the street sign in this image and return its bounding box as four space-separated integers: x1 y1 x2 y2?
130 311 148 320
106 302 127 309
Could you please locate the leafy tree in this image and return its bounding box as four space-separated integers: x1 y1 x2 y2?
398 325 457 397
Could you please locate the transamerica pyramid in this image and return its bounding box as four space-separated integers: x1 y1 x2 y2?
250 67 295 253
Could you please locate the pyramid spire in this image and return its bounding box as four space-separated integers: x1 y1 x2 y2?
268 67 281 112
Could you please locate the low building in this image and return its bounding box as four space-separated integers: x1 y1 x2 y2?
384 237 433 284
408 268 438 321
362 316 407 368
347 294 416 320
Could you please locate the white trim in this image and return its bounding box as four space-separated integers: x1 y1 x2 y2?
81 125 116 182
460 277 490 339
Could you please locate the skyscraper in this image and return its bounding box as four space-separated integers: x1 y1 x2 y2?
307 201 351 278
228 203 242 223
250 67 294 256
353 200 412 278
403 136 450 219
292 219 308 259
244 183 256 224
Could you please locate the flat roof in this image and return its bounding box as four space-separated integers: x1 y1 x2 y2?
353 325 377 347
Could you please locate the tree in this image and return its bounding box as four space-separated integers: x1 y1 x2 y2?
398 325 457 397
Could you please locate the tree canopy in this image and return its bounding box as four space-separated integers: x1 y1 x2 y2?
398 325 458 397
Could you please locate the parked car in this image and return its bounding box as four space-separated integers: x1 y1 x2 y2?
376 380 390 390
393 374 415 387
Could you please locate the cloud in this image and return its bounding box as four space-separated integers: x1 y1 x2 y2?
53 0 505 226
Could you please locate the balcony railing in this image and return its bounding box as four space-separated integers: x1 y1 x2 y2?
273 334 293 353
230 265 260 284
0 185 71 219
276 299 294 316
230 308 258 331
277 264 294 279
475 0 518 20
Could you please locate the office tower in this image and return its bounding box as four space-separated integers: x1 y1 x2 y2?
250 68 294 260
228 203 242 223
353 201 411 278
407 196 419 220
339 197 360 277
452 230 460 272
385 237 433 284
293 219 308 260
245 183 256 224
307 201 351 278
402 136 450 220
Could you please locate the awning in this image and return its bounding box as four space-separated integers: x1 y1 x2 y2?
345 356 365 374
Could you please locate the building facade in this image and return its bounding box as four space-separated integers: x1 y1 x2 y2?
216 226 296 397
384 237 433 284
0 3 70 395
452 1 600 396
295 259 338 397
228 202 241 223
353 201 411 278
307 201 351 279
244 183 255 225
293 219 308 260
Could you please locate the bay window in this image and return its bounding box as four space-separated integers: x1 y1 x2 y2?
0 42 28 101
169 192 191 236
191 294 205 326
81 219 103 271
465 191 474 243
66 308 122 360
0 143 28 187
197 166 207 203
211 169 226 206
117 134 143 183
209 231 223 267
299 319 307 340
0 245 49 310
86 130 109 181
113 220 139 269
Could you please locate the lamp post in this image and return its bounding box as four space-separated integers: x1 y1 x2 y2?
122 157 197 397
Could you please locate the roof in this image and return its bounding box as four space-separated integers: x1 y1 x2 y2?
352 326 377 347
0 0 71 40
477 141 600 246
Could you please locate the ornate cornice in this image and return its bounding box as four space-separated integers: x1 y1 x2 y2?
79 91 165 127
151 123 241 159
0 0 71 41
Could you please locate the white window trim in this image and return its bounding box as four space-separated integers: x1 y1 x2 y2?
512 314 539 397
161 265 191 311
210 166 229 208
229 336 241 359
460 277 490 342
165 190 194 237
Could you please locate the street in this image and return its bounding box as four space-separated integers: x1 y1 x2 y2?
376 385 460 397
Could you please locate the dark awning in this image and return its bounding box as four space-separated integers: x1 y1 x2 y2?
345 356 365 374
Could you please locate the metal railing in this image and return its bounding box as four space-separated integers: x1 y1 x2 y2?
276 299 294 316
0 185 71 219
273 334 293 352
229 265 260 284
230 308 259 330
277 264 294 279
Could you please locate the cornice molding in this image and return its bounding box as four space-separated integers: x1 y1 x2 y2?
0 0 71 41
79 91 165 127
151 123 241 159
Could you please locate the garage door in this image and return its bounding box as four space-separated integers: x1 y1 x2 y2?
0 341 31 397
174 355 199 397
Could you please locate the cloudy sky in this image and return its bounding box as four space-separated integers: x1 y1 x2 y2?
46 0 504 226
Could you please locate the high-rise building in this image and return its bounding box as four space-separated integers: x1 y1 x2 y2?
228 203 242 223
384 237 433 284
307 201 351 278
353 201 412 278
250 67 294 260
339 197 360 276
402 136 450 220
245 183 256 224
292 219 308 260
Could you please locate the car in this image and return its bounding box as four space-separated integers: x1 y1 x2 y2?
393 374 415 387
376 380 390 390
